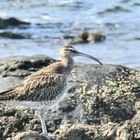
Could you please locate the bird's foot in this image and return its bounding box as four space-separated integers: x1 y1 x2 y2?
41 133 51 140
41 133 58 140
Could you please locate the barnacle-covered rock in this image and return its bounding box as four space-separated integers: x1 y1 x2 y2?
0 56 139 139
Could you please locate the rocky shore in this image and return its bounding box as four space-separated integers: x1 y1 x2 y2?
0 55 139 140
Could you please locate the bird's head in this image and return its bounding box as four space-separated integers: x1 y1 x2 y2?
60 45 103 65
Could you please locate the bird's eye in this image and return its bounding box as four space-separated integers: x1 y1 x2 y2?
69 49 76 53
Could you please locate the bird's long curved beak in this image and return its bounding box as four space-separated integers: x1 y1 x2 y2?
77 51 103 65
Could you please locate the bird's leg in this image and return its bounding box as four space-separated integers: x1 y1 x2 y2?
36 102 51 140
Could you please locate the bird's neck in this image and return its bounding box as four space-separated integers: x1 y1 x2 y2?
61 56 74 74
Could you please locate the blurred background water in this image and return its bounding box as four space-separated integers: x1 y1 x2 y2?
0 0 140 69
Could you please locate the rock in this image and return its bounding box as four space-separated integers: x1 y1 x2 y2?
13 131 48 140
98 6 130 15
88 32 106 42
0 32 30 39
56 120 140 140
0 55 56 92
0 17 30 29
70 31 106 44
56 124 96 140
50 64 140 125
56 123 117 140
77 31 89 43
61 34 75 40
0 55 139 139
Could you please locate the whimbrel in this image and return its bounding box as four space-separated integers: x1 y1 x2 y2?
0 45 102 139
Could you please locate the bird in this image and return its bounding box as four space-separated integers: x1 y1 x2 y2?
0 45 102 140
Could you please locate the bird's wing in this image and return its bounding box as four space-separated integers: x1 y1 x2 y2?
0 73 66 101
0 89 14 100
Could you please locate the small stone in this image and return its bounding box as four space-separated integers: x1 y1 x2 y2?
13 131 47 140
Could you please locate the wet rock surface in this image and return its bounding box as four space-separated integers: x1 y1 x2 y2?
0 55 139 140
62 31 106 44
0 32 30 39
0 17 30 29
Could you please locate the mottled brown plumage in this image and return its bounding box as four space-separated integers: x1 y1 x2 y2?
0 70 66 101
0 45 102 139
0 45 102 102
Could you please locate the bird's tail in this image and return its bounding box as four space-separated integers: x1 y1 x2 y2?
0 89 15 101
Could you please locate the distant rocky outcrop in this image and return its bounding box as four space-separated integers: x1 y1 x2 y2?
0 55 139 140
62 31 106 44
0 17 30 29
0 31 30 39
